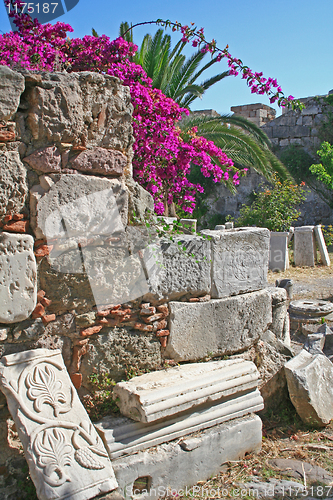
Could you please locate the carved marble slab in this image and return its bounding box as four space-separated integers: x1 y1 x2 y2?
0 232 37 323
0 348 117 500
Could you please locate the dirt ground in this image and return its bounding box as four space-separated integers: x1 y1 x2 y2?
165 257 333 500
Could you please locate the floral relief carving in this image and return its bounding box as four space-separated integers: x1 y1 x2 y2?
25 364 72 417
34 428 73 487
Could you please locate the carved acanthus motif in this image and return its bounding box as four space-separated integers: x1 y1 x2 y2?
34 428 72 486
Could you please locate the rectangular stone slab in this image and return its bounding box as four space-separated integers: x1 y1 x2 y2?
97 388 263 458
314 225 330 266
113 358 260 423
0 233 37 324
202 227 269 298
294 226 315 267
112 414 262 500
164 288 272 362
0 349 117 500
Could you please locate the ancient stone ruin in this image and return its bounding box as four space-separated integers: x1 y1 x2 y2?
0 65 301 499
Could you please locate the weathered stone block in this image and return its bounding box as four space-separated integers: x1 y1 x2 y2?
80 327 162 384
269 232 289 272
0 151 28 217
285 349 333 427
269 288 290 346
143 235 211 303
30 174 128 240
202 227 269 298
112 415 262 500
294 226 316 267
314 225 330 266
164 289 272 362
0 233 37 324
24 145 62 173
0 67 25 121
25 72 133 152
70 147 127 176
113 359 260 422
0 349 117 500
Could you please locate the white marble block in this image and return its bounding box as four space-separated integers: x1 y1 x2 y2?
202 227 269 298
0 232 37 323
269 232 289 271
294 226 316 267
113 359 260 423
314 225 330 266
0 349 117 500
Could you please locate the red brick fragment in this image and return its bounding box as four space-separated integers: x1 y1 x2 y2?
73 338 89 346
134 323 154 332
3 215 12 223
156 305 169 316
143 313 165 324
140 306 156 316
155 319 167 330
80 325 103 337
110 308 131 318
96 309 112 317
40 297 52 307
31 303 45 319
3 220 29 233
37 289 46 301
98 317 121 327
0 131 15 142
189 294 211 303
42 314 56 325
156 329 170 337
34 244 52 257
34 239 47 248
159 337 168 348
70 373 82 389
13 214 24 221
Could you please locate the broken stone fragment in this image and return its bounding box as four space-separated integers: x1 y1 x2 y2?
0 348 118 500
24 145 62 173
0 130 15 142
0 232 37 324
0 66 25 121
113 358 261 423
80 325 103 337
2 220 29 233
285 349 333 427
0 151 28 218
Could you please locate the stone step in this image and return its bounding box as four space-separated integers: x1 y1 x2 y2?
113 359 260 423
97 388 264 459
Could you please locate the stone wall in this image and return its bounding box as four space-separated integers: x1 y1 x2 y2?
231 103 276 127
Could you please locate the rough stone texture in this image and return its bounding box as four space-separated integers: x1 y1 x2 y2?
24 72 133 152
268 458 333 485
23 145 62 173
143 235 211 303
30 173 128 240
70 148 127 176
202 228 269 299
0 233 37 324
164 289 272 362
269 288 290 346
0 349 117 500
294 226 316 267
125 177 154 221
231 103 276 127
0 151 28 217
269 232 289 272
0 67 25 121
97 388 263 458
80 327 162 385
112 415 262 500
285 349 333 427
113 359 260 422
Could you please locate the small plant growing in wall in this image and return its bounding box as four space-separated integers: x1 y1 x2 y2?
229 175 308 232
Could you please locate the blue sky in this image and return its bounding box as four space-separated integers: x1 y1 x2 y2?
1 0 332 117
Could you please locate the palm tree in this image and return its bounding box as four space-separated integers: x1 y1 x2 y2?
119 22 229 108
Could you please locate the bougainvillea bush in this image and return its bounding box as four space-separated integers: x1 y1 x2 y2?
0 3 298 215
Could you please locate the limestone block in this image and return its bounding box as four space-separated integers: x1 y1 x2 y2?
80 327 162 385
314 225 330 266
0 151 28 217
97 388 263 458
113 359 260 423
201 227 269 298
125 177 154 221
0 233 37 324
0 349 117 500
285 349 333 427
30 174 128 240
269 232 289 272
143 235 211 303
294 226 315 267
164 289 272 362
70 148 127 176
25 72 133 151
112 415 262 500
0 66 25 121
